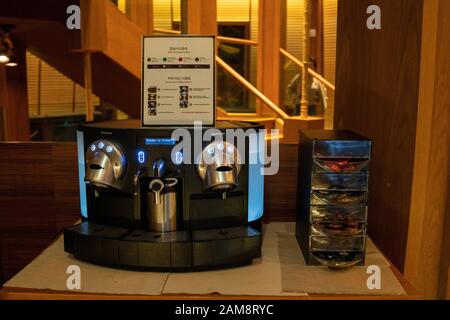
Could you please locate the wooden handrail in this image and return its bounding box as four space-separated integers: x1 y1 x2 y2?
217 36 258 46
153 28 181 34
280 48 335 92
153 28 288 120
153 28 258 46
217 57 289 120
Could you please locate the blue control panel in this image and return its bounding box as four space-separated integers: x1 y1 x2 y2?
145 137 177 146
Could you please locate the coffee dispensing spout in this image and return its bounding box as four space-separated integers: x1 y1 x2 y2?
149 159 167 205
84 140 126 190
152 159 166 178
196 142 241 200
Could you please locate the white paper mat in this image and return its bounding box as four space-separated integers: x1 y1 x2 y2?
4 239 168 295
4 223 405 296
273 224 406 295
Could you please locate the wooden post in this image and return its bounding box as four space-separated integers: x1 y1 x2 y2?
257 0 283 116
72 82 76 113
186 0 217 35
404 0 450 299
0 42 30 141
300 0 311 118
180 0 189 34
0 64 7 141
37 60 42 116
80 0 107 122
311 0 324 74
83 52 94 121
444 190 450 299
126 0 154 34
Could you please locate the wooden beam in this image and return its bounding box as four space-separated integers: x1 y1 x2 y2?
186 0 217 35
126 0 154 34
0 42 30 141
404 0 450 299
257 0 282 116
104 1 143 78
79 0 107 52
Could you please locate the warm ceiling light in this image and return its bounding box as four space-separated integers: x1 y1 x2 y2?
0 42 10 63
0 24 15 65
5 54 17 66
0 53 9 63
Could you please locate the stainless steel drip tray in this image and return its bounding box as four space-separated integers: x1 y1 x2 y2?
64 221 261 271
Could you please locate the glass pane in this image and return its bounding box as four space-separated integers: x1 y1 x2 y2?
217 25 250 112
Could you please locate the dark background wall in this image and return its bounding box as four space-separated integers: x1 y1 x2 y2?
334 0 424 271
0 143 80 284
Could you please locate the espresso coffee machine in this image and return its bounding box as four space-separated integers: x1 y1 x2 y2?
64 119 265 271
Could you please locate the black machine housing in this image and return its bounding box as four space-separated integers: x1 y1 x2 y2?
64 120 265 271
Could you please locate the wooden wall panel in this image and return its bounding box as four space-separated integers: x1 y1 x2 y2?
264 144 298 222
404 0 450 299
51 144 81 231
0 143 79 284
334 0 424 272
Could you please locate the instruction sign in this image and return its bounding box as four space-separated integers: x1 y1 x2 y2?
141 36 215 126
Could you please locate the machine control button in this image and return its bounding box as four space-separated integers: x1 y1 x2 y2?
175 151 183 164
137 151 145 164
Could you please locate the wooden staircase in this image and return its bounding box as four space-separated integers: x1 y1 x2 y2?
1 0 324 142
1 0 143 118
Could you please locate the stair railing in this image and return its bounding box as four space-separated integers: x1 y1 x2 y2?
152 28 335 141
279 48 335 92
